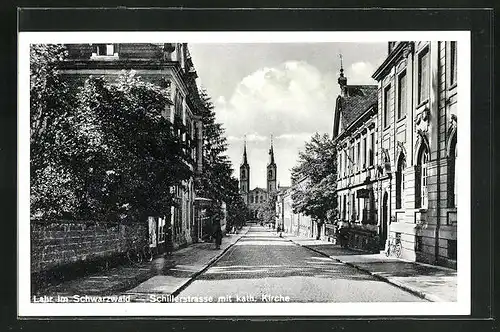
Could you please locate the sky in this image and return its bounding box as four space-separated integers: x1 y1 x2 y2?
189 43 388 189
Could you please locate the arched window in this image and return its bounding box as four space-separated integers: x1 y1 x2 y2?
396 154 406 209
416 146 429 208
448 134 457 208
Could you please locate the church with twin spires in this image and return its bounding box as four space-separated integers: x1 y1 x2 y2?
239 137 277 219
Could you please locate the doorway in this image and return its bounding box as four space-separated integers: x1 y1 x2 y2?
381 191 389 248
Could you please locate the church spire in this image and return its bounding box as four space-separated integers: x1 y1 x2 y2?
268 134 275 165
338 52 348 95
242 135 248 165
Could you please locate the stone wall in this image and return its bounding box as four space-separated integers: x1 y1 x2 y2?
31 219 147 274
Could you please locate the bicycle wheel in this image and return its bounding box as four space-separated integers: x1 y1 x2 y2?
143 246 153 262
135 249 144 264
126 249 137 265
394 243 402 258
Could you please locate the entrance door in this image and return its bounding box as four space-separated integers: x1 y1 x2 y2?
381 192 389 248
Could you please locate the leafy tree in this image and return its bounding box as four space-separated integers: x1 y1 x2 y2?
254 191 277 224
291 133 338 225
71 72 192 220
30 44 81 218
195 88 249 228
30 44 192 221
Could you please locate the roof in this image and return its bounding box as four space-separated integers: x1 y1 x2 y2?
339 85 378 132
250 187 267 193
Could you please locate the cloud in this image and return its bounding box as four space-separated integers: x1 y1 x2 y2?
276 132 315 141
345 61 377 85
217 60 374 188
227 133 267 142
217 60 336 139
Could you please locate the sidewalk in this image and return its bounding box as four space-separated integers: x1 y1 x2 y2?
283 233 457 302
35 227 250 299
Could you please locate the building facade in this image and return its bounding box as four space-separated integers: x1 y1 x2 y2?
239 139 278 221
58 43 204 250
276 183 313 238
372 41 457 269
332 64 381 252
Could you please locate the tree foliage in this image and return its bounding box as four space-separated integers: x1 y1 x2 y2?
195 88 250 228
254 191 277 223
291 133 338 223
30 44 192 221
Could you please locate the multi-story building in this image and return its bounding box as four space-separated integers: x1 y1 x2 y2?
58 43 204 250
276 181 313 238
332 64 380 251
372 41 458 268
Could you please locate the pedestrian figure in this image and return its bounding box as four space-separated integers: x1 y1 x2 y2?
214 223 223 249
338 221 350 248
165 225 173 256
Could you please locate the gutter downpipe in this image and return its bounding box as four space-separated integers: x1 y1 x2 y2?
434 42 442 266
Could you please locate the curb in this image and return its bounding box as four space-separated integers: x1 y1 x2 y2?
288 238 446 302
171 227 251 296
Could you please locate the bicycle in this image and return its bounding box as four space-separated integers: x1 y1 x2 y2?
385 236 402 258
126 239 144 265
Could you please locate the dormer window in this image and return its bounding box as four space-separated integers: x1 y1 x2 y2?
91 44 118 58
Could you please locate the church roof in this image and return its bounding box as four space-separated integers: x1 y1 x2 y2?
250 187 267 193
339 85 378 131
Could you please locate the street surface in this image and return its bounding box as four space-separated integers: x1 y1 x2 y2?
178 225 425 302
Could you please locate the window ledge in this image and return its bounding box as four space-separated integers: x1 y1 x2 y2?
396 115 407 123
417 99 429 109
448 82 457 91
90 53 119 60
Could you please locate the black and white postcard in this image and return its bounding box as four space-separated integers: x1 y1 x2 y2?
18 30 471 317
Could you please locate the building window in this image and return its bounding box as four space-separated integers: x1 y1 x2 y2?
241 169 245 178
351 193 356 221
174 92 183 124
350 146 354 174
338 153 342 178
356 141 360 171
450 42 457 85
448 134 457 208
369 133 375 166
418 47 430 104
416 146 429 208
96 44 115 56
396 154 406 209
383 85 390 128
342 195 346 220
357 197 361 221
344 150 348 176
397 70 407 119
362 136 367 169
448 239 457 260
268 169 273 178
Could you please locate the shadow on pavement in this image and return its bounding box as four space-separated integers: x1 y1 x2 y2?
351 261 457 278
194 259 376 282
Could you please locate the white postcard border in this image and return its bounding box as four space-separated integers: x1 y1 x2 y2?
18 31 471 317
